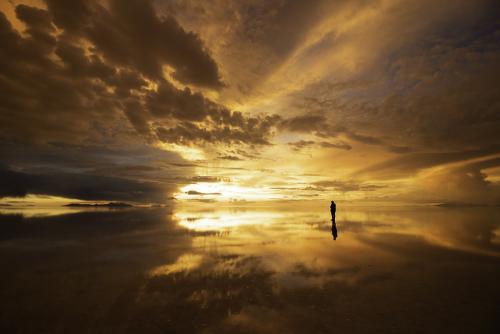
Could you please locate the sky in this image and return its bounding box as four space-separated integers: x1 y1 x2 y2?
0 0 499 205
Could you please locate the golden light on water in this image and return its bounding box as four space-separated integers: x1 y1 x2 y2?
175 210 283 231
173 203 500 258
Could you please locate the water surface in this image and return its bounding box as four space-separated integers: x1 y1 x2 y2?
1 203 499 333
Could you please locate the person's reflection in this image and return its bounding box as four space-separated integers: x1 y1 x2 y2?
331 218 338 240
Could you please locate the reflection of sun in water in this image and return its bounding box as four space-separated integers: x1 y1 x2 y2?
175 210 283 231
176 182 285 201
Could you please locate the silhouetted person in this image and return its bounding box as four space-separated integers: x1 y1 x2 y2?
330 201 336 220
331 219 338 240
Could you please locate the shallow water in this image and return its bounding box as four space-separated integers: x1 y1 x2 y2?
1 203 499 333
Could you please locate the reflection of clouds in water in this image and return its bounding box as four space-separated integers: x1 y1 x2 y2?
1 205 500 332
139 240 499 333
157 204 500 331
136 254 278 332
139 252 381 332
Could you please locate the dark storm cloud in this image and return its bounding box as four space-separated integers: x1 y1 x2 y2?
345 132 384 146
319 141 352 150
168 162 200 168
186 190 221 196
146 82 211 122
291 4 500 156
217 155 243 161
0 9 126 144
15 4 53 33
45 0 223 88
386 145 414 154
155 113 281 146
0 166 171 203
0 141 189 202
312 180 385 193
414 156 500 205
287 140 351 151
214 148 261 161
355 147 500 179
280 114 327 133
463 157 500 172
190 176 227 183
141 80 282 144
280 112 392 149
0 142 183 174
160 0 329 95
281 109 419 154
287 140 315 150
0 2 275 147
237 0 324 57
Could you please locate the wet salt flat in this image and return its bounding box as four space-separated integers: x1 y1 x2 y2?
0 203 499 333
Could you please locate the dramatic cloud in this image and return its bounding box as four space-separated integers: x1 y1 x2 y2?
157 0 330 101
0 1 279 148
280 114 328 134
0 142 190 202
0 165 172 203
288 140 351 151
155 113 280 146
46 0 223 88
311 180 385 193
408 156 500 205
354 148 500 179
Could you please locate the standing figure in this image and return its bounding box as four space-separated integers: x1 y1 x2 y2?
330 201 336 220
